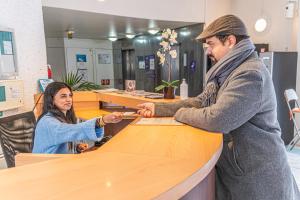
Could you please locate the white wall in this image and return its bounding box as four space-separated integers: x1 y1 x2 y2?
0 0 47 110
231 0 297 51
42 0 205 22
205 0 232 25
46 38 66 81
63 38 114 87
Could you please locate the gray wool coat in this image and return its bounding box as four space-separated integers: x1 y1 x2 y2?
155 52 300 200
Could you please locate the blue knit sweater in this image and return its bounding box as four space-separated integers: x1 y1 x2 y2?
33 113 103 154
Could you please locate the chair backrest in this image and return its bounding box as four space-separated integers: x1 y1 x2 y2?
285 89 299 102
284 89 300 128
284 89 300 150
0 111 36 167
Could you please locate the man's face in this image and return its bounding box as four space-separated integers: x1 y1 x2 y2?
204 36 232 64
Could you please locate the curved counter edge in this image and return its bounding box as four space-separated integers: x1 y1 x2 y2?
156 142 222 200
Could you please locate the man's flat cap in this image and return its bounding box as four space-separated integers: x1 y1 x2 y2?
196 15 248 41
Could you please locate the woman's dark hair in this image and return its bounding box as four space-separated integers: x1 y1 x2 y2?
39 82 77 124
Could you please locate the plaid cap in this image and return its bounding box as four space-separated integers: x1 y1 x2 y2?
196 15 249 41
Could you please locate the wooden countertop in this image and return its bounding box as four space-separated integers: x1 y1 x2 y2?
97 91 180 109
33 91 180 117
0 117 222 200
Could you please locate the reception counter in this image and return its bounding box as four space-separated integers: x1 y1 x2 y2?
0 91 224 199
0 116 222 199
33 91 180 117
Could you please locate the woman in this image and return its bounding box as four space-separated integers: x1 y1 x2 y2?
33 82 122 154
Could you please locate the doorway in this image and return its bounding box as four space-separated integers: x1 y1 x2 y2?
122 49 135 90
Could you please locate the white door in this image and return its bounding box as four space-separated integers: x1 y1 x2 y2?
93 48 114 87
65 48 95 83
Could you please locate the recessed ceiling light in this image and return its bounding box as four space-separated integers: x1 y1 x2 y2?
148 28 159 35
108 37 118 42
254 18 267 32
126 34 135 39
97 0 105 2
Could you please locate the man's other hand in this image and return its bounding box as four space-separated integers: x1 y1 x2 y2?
137 103 155 118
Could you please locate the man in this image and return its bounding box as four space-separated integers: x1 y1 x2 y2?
138 15 300 200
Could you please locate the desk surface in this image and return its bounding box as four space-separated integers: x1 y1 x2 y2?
0 116 222 200
97 92 180 109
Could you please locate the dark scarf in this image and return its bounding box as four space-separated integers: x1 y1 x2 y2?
199 38 255 107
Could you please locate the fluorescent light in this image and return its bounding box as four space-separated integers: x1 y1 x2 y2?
180 31 191 36
137 39 146 44
148 28 159 35
254 18 267 32
108 37 118 42
126 34 135 39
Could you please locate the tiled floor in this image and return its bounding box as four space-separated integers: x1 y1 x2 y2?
287 146 300 190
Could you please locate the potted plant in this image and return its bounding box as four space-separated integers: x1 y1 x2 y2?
155 28 179 99
62 71 101 91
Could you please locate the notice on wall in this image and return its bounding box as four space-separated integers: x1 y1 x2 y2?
76 54 87 69
145 55 150 70
145 55 155 70
76 54 87 62
149 55 155 70
98 54 111 64
77 69 88 81
138 56 145 69
3 41 13 55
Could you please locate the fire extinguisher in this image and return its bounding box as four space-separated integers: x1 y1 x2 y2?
47 64 52 79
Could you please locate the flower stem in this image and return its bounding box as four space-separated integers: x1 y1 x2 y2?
165 57 171 82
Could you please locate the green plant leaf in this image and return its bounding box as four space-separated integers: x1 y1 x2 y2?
161 80 171 86
155 84 166 91
170 80 180 86
62 71 102 91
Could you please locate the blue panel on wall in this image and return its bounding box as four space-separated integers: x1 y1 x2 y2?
0 86 6 102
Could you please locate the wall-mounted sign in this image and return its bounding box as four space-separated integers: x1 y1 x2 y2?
77 69 88 81
149 55 155 70
0 29 18 79
76 54 87 62
145 54 155 70
98 54 111 64
138 56 145 69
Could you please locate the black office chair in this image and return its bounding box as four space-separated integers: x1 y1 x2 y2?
0 111 36 167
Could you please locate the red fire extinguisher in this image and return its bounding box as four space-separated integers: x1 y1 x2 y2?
47 64 52 79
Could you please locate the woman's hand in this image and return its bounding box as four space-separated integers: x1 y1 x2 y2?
103 112 123 124
76 143 89 153
137 103 155 118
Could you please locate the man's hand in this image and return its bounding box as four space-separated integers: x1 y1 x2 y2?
137 103 155 118
103 112 123 124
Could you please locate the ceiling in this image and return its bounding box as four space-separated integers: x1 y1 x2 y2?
42 7 197 40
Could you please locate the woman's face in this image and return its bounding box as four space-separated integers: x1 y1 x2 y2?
53 87 73 114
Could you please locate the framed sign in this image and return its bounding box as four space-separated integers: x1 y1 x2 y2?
98 54 111 64
145 55 155 70
77 69 88 81
149 55 155 70
76 54 87 69
0 27 18 79
138 56 145 69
